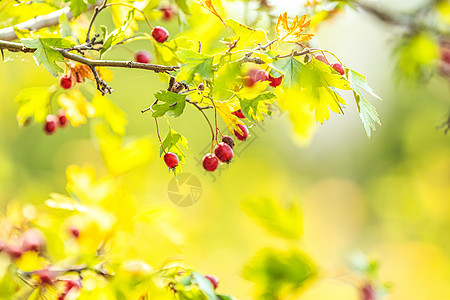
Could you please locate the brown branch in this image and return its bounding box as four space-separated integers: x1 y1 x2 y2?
86 0 109 43
352 0 450 37
0 1 103 41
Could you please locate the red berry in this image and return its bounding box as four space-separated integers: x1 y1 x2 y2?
232 109 245 119
57 109 68 127
214 142 233 163
135 50 151 64
204 275 219 290
198 83 205 91
255 70 269 82
221 135 235 149
6 244 23 259
36 269 53 285
58 293 67 300
202 154 219 172
59 74 72 90
65 278 82 291
243 69 259 87
152 26 169 43
69 227 80 238
22 229 45 252
44 115 58 135
163 152 179 169
161 7 175 21
268 75 283 87
331 63 345 75
234 124 249 141
315 54 329 65
361 283 375 300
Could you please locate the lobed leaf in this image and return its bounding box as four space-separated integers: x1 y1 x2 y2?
276 13 314 43
152 91 187 118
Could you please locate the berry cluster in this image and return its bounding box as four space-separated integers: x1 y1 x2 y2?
0 228 45 259
315 54 345 75
244 68 283 87
44 109 68 135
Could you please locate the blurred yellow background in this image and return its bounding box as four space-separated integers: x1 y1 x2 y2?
0 1 449 299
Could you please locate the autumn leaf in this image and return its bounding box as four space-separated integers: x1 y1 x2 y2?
196 0 223 22
215 100 244 135
276 13 314 43
196 0 232 37
57 89 96 127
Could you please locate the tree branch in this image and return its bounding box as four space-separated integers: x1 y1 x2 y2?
0 1 103 41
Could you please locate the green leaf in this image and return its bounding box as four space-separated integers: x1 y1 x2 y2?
69 0 87 18
242 197 303 240
176 49 214 83
176 0 191 14
347 69 381 137
239 92 276 122
243 248 317 300
152 91 187 118
100 10 135 57
21 38 65 76
270 56 304 89
15 87 50 126
217 295 237 300
160 129 188 164
92 93 127 135
191 271 217 300
39 37 76 48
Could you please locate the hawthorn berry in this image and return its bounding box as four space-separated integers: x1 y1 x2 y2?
243 69 259 87
234 124 249 141
5 244 23 259
164 152 179 169
202 154 219 172
315 54 329 65
268 74 283 87
57 109 68 127
255 69 269 82
36 269 53 285
152 26 169 43
331 63 345 75
232 109 245 119
161 7 175 21
204 275 219 290
59 74 72 90
44 115 58 135
135 50 151 64
69 226 80 238
65 278 82 291
221 135 235 149
214 142 233 163
22 228 45 252
361 283 375 300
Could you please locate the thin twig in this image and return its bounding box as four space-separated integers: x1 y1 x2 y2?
86 0 109 43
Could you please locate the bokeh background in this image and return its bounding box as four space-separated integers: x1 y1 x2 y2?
0 0 449 299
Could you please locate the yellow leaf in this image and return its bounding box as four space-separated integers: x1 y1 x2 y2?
66 165 116 204
196 0 223 23
275 88 316 146
93 123 153 176
215 100 244 134
276 13 314 43
57 89 96 127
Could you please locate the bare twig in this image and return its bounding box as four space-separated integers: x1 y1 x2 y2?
86 0 109 43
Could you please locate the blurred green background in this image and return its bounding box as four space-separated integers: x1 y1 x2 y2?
1 1 449 299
